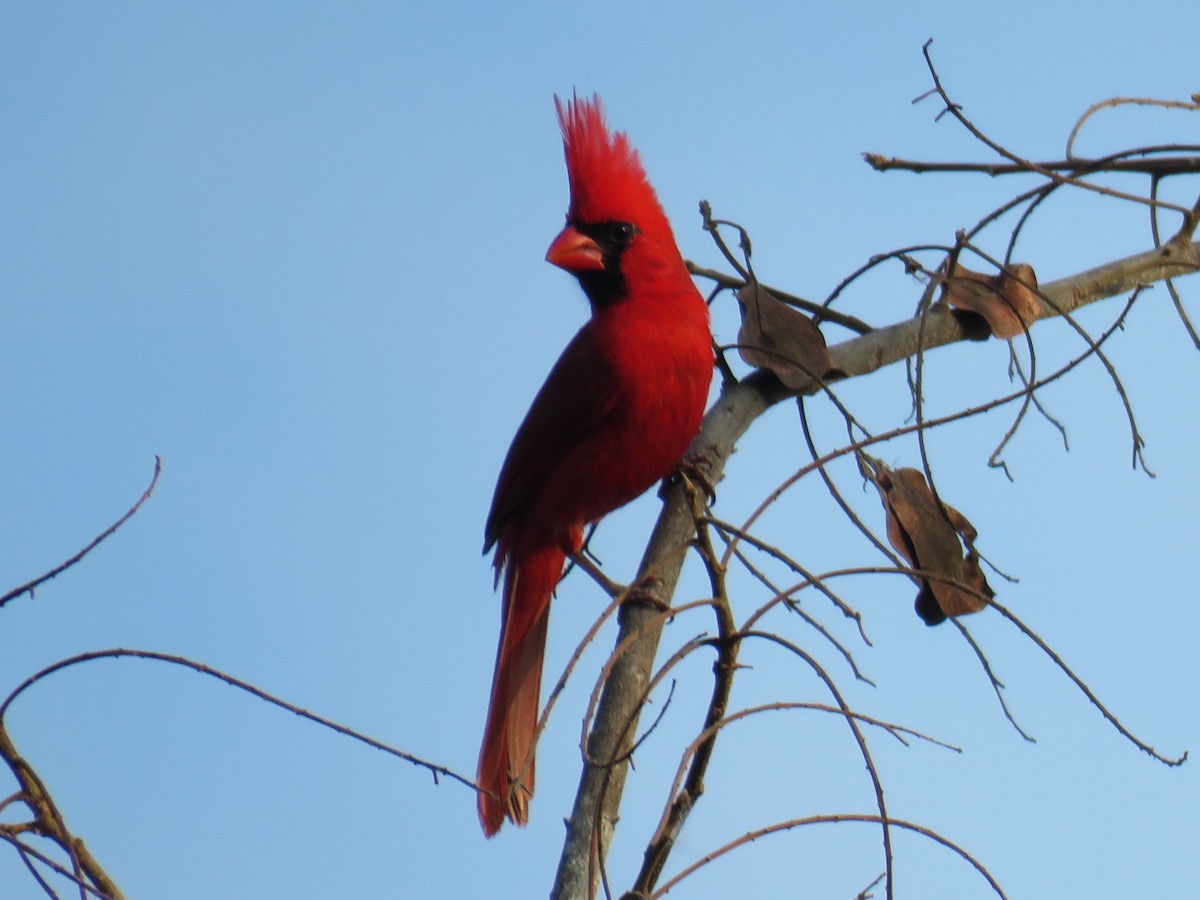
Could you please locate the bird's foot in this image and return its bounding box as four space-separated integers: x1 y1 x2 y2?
660 455 717 509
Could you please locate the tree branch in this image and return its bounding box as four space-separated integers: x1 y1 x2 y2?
0 721 125 899
863 153 1200 177
0 457 162 610
550 237 1200 899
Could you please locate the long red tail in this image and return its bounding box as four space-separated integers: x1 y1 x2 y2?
477 539 564 836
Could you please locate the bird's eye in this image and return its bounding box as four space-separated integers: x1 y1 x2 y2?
608 221 636 245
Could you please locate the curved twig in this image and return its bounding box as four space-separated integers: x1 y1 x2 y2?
0 649 480 791
651 814 1006 899
0 457 163 609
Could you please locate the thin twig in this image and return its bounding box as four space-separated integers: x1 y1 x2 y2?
0 649 480 791
864 153 1200 177
0 457 163 609
650 814 1006 899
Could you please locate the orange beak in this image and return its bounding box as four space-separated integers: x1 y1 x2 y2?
545 226 605 273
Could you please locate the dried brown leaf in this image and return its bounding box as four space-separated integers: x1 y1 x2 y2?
943 262 1041 339
869 463 993 625
735 284 840 389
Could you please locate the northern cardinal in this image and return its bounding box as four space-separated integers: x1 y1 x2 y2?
476 95 713 836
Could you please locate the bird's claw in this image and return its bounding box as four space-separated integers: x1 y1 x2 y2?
660 455 717 508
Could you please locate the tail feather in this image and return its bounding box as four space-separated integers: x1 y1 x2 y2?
477 539 564 836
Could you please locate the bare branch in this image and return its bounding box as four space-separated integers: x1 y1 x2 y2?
864 152 1200 178
0 457 162 610
650 814 1007 899
552 237 1198 899
0 649 480 792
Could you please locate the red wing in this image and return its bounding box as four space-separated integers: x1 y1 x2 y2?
484 322 618 552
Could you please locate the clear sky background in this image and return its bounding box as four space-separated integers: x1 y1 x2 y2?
2 3 1197 898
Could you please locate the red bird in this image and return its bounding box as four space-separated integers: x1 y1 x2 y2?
476 95 713 836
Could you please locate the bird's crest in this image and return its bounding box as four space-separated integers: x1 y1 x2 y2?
555 94 669 231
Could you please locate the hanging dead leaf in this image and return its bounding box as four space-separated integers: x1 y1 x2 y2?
866 461 993 626
735 283 841 389
942 261 1041 339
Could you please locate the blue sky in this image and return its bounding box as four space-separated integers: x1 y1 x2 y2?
2 3 1197 898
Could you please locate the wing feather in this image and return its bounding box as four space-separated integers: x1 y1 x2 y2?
483 321 618 552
